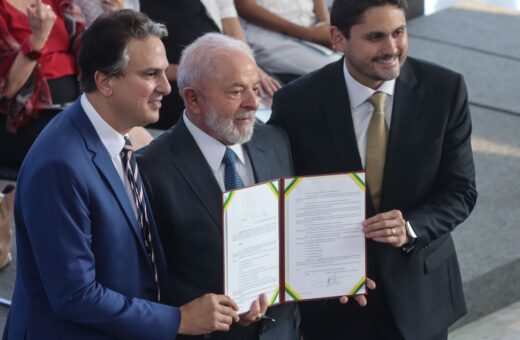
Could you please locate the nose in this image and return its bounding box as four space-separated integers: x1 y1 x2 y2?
242 88 260 111
157 71 171 95
382 37 398 55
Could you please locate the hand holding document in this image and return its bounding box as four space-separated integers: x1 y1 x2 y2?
223 172 367 312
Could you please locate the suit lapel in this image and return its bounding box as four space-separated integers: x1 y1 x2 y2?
322 59 364 172
168 120 223 228
244 127 270 182
69 102 148 254
381 61 419 211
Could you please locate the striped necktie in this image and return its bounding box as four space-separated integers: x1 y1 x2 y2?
120 137 160 301
222 148 244 191
366 92 388 212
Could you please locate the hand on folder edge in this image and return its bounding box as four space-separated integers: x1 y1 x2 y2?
339 278 376 306
238 293 269 326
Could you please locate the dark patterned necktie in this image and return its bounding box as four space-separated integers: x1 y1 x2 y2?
366 92 388 212
120 137 160 301
222 147 244 191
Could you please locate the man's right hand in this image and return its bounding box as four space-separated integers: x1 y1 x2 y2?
178 293 239 335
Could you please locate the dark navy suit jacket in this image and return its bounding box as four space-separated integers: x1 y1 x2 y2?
137 120 300 340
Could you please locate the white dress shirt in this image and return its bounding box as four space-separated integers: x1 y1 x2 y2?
80 94 137 217
342 64 417 239
342 61 396 169
183 113 255 191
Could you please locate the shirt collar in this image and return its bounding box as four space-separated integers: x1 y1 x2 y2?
183 112 247 173
343 61 396 109
81 94 126 158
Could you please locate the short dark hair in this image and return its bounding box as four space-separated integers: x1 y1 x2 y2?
78 9 168 93
331 0 408 38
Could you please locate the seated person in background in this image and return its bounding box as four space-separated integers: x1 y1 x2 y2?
235 0 342 77
75 0 140 27
0 0 83 168
141 0 281 129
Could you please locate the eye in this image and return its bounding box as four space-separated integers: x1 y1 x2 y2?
144 70 158 78
393 27 405 37
229 88 243 96
367 33 384 42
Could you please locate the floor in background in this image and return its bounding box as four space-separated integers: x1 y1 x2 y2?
450 301 520 340
426 0 520 14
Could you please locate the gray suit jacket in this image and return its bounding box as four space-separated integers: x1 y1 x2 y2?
137 120 299 340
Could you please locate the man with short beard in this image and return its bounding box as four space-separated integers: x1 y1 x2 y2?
269 0 477 339
136 33 300 340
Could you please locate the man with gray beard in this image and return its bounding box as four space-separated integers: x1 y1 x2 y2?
136 33 300 340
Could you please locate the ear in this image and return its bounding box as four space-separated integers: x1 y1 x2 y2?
94 70 114 97
331 26 348 53
182 87 202 114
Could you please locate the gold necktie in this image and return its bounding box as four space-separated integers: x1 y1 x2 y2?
366 92 388 212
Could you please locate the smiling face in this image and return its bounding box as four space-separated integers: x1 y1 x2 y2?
191 50 260 145
107 36 171 132
332 4 408 89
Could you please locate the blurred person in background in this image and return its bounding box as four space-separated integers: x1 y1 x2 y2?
0 0 83 168
141 0 281 129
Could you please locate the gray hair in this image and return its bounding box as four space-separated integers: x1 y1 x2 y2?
177 33 254 95
79 9 168 93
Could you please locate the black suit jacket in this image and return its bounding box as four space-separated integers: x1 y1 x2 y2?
137 120 299 340
269 57 477 340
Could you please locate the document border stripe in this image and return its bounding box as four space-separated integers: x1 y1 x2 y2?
348 276 367 295
284 178 302 197
223 191 236 211
348 173 365 191
269 287 279 305
285 283 301 301
268 182 279 200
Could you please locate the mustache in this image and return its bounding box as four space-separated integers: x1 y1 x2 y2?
235 111 256 120
372 53 400 62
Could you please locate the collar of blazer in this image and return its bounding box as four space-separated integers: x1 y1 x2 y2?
319 57 419 212
68 100 151 254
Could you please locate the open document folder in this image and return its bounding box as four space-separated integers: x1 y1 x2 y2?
223 172 367 312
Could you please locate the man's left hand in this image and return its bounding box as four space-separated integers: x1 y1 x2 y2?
364 210 409 247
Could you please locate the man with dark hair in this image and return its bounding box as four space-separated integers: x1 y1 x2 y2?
3 10 240 339
269 0 477 339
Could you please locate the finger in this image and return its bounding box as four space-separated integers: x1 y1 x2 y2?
217 295 239 311
213 321 232 332
270 77 282 91
218 305 239 318
366 278 376 290
364 210 401 226
364 217 403 233
248 298 260 316
216 313 234 326
257 85 266 98
265 78 279 97
258 293 268 315
34 0 42 13
366 226 400 239
339 296 349 304
353 295 367 307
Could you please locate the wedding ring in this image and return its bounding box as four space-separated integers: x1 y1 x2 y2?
391 228 395 236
